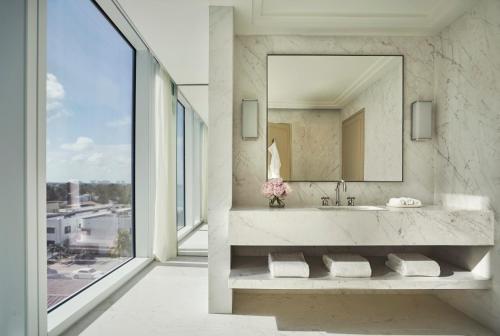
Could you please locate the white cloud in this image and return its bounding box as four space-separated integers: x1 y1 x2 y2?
47 73 64 101
71 153 86 162
87 152 104 163
47 143 132 183
46 73 72 121
61 137 94 151
106 116 131 128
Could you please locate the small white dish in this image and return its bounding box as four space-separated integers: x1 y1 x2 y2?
386 203 422 208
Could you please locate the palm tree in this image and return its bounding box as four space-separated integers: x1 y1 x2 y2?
111 229 132 257
48 243 69 261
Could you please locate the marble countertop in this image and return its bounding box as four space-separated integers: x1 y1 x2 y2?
231 205 484 212
229 205 494 246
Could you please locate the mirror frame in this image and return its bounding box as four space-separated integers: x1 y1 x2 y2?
266 54 405 183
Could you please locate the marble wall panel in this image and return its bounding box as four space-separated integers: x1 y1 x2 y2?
208 6 233 313
433 0 500 332
234 35 435 207
268 109 341 181
341 63 403 181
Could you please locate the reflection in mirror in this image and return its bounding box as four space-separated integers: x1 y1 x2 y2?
267 55 403 182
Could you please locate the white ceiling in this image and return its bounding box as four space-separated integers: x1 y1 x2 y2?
268 55 401 110
116 0 209 122
179 85 209 124
218 0 478 36
117 0 209 84
116 0 476 120
117 0 476 84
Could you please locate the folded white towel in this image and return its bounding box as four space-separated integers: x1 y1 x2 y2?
322 254 372 278
387 197 422 207
268 252 310 278
386 253 440 277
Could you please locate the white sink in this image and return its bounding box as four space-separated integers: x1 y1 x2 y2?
318 205 386 211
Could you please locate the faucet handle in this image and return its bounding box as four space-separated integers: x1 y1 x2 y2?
321 196 330 206
347 196 355 206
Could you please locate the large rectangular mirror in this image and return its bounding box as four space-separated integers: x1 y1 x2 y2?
267 55 403 182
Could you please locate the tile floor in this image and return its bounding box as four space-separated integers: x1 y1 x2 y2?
62 257 495 336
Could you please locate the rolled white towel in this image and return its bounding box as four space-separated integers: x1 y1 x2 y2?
386 253 440 277
323 254 372 278
268 252 310 278
387 197 422 207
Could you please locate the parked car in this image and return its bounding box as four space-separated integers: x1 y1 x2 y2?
47 267 62 279
72 268 103 279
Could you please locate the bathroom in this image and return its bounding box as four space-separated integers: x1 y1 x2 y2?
1 0 500 335
210 0 500 333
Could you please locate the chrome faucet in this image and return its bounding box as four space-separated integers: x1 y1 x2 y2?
335 180 347 206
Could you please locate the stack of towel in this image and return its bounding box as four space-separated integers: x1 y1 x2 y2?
322 254 372 277
387 197 422 207
268 252 310 278
385 253 440 277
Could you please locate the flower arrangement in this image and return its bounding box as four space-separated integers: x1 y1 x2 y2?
261 178 291 208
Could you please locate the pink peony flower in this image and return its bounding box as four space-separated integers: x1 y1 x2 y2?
261 178 291 199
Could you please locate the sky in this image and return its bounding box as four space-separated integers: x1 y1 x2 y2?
47 0 134 183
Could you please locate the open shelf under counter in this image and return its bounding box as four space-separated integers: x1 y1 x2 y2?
229 256 491 291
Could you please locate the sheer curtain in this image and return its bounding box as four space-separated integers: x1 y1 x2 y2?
152 63 177 262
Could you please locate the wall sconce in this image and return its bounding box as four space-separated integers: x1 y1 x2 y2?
411 101 432 141
241 99 258 140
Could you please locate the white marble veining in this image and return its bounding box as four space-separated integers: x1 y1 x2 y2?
268 108 341 180
341 62 403 181
224 1 498 329
208 6 233 314
229 256 491 290
432 0 500 332
233 35 436 207
229 206 494 246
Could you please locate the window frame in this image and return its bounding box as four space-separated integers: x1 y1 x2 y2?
27 0 158 334
176 100 187 231
176 92 206 243
45 0 138 314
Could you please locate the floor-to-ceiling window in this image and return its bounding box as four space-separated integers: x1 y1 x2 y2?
176 101 186 230
176 93 207 254
192 113 203 224
176 92 206 242
46 0 135 310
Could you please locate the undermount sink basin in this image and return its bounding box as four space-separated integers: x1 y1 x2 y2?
318 205 387 211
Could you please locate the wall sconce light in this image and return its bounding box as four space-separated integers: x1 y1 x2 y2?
241 99 258 140
411 101 432 141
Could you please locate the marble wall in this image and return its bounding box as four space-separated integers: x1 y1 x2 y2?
433 0 500 332
208 6 233 313
228 2 499 330
341 63 403 181
233 35 435 207
268 109 342 181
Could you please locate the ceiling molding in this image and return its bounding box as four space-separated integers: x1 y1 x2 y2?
334 57 399 108
230 0 478 36
268 56 400 110
268 102 342 110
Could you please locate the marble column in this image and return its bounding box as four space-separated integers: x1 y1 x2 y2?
208 6 234 313
433 0 500 332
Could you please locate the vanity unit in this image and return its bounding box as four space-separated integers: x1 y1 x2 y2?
221 52 496 316
228 206 494 291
